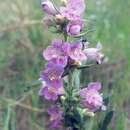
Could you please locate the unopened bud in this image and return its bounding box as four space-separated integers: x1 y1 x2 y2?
61 0 68 6
60 96 66 101
86 111 95 117
41 0 58 15
82 109 87 114
55 14 65 24
70 60 82 66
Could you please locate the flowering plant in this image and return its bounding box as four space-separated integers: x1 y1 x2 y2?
39 0 113 130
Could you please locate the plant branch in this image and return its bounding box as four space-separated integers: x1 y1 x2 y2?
77 64 97 69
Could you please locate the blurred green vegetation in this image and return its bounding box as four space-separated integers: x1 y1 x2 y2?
0 0 130 130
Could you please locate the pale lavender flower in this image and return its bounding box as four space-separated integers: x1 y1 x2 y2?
40 62 64 87
66 20 84 36
67 0 86 14
47 106 63 128
60 7 81 21
84 42 104 64
43 39 70 67
41 0 58 15
87 82 102 91
68 42 87 62
80 82 104 111
39 85 64 101
60 0 86 20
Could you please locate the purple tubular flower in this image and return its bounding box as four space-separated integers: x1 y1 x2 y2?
80 82 105 111
84 42 104 64
41 0 58 15
60 7 81 21
40 62 64 87
43 39 70 67
47 106 63 128
66 20 84 36
60 0 86 20
67 0 86 15
39 85 64 101
87 82 102 91
68 42 87 62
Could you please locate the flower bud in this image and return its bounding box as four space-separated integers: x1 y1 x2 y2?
77 108 87 115
68 25 81 35
55 14 65 24
61 0 68 6
86 111 95 117
60 95 66 101
66 20 84 36
41 0 58 15
69 59 82 66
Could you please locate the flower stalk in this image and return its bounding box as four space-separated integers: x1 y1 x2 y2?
38 0 111 130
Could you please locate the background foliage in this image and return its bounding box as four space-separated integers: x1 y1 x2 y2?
0 0 130 130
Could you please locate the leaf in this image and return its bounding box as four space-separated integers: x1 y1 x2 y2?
99 111 114 130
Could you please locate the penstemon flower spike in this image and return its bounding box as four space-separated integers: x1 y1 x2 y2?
39 0 112 130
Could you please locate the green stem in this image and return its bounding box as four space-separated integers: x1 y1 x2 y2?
63 31 83 130
67 69 74 99
67 68 82 130
64 32 68 42
77 64 97 69
4 105 12 130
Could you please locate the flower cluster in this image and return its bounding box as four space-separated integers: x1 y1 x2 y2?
39 40 103 101
39 0 106 129
39 61 64 101
42 0 85 36
80 82 106 111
